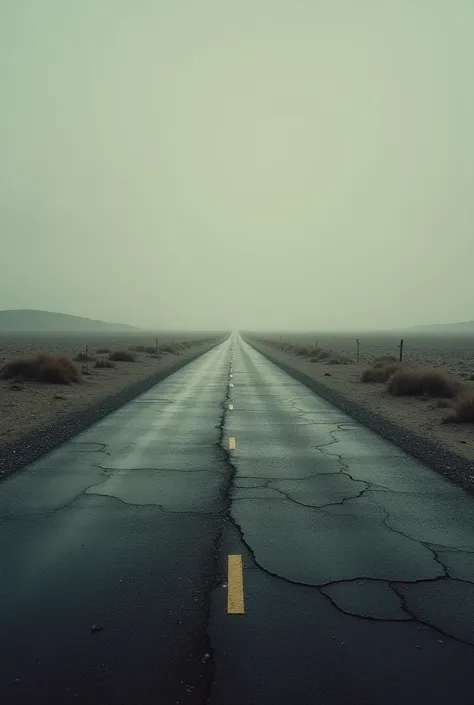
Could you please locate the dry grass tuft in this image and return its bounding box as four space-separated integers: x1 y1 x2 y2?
361 362 403 383
372 354 398 368
94 358 116 369
159 343 178 354
293 345 311 356
387 368 460 398
108 349 137 362
445 391 474 423
327 356 352 365
0 354 80 385
75 351 95 362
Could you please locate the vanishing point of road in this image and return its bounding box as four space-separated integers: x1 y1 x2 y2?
1 334 474 704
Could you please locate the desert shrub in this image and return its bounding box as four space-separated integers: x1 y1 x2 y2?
160 343 178 354
132 345 145 352
446 391 474 423
108 349 136 362
75 351 95 362
387 368 459 398
94 358 116 369
328 353 352 364
96 347 110 354
361 363 404 383
306 347 320 358
387 369 424 396
372 355 398 368
145 345 157 354
0 354 80 384
420 369 460 398
293 345 311 356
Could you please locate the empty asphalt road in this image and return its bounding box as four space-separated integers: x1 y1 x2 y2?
1 334 474 704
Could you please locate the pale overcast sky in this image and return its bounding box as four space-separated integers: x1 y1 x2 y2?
1 1 473 331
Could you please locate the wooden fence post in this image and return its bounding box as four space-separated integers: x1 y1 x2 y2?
399 338 404 362
356 339 360 363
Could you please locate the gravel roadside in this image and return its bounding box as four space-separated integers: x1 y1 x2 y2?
246 338 474 494
0 339 223 481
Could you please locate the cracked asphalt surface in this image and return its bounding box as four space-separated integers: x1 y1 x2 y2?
1 334 474 704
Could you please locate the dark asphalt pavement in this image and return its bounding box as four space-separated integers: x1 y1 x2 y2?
1 334 474 704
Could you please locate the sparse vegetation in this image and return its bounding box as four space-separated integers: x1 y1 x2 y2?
75 351 95 362
159 343 178 354
294 345 311 356
0 354 80 384
145 345 157 354
253 337 354 364
108 349 137 362
372 354 398 367
445 391 474 423
387 368 460 398
96 347 110 354
361 362 405 383
94 358 116 369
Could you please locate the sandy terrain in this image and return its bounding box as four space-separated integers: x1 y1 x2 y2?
249 335 474 465
0 333 218 450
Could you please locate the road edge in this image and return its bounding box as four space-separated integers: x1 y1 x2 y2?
245 338 474 494
0 339 225 481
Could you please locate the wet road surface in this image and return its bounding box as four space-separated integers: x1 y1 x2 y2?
1 334 474 704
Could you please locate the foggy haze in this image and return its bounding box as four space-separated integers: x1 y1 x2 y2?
1 1 473 331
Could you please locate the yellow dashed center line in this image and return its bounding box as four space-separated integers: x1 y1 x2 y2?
227 554 245 614
229 437 236 450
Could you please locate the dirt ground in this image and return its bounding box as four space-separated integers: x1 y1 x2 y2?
261 331 474 376
251 334 474 463
0 333 216 448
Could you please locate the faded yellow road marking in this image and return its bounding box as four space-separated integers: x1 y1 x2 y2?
228 403 234 410
229 437 236 450
227 554 245 614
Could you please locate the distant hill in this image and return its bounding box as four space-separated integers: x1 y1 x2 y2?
408 320 474 334
0 310 140 333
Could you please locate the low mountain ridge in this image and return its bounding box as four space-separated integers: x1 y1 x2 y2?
408 320 474 334
0 309 139 333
